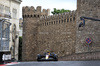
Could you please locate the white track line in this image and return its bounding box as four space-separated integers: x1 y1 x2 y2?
6 62 20 66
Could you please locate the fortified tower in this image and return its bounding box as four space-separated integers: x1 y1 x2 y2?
22 6 50 61
76 0 100 53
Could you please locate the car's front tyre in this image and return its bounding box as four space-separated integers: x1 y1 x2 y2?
53 54 58 61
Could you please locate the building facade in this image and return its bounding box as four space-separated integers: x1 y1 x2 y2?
0 0 22 60
19 18 23 36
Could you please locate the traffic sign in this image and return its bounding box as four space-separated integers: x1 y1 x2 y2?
86 38 92 44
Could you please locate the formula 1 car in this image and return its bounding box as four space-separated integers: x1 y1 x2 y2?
37 52 58 61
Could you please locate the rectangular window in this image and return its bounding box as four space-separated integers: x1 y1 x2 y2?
5 6 11 18
13 8 17 18
0 4 4 17
0 4 4 13
5 6 10 14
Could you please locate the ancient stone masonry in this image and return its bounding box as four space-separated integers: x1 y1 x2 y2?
38 11 76 56
22 6 76 61
76 0 100 53
22 0 100 61
22 6 50 61
22 6 50 17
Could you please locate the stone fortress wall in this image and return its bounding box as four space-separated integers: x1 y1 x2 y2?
22 0 100 61
38 10 76 57
22 6 76 61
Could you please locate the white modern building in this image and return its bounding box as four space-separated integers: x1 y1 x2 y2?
19 18 23 36
0 0 22 60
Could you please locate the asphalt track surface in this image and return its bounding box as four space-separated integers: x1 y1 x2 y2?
2 61 100 66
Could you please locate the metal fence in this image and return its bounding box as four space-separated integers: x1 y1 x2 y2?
0 19 11 51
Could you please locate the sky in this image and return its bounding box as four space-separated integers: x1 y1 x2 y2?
20 0 77 18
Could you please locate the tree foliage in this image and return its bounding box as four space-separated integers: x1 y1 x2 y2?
51 8 71 15
18 36 22 61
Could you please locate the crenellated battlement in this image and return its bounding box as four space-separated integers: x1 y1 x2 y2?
22 6 76 26
22 6 50 18
40 10 76 26
40 10 76 19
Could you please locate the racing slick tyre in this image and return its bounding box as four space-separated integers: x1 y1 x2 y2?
37 54 41 61
53 55 58 61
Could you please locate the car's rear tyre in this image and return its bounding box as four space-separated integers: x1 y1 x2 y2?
55 59 58 61
37 54 41 61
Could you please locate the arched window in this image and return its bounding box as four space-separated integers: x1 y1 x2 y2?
64 19 66 22
54 21 55 24
59 20 60 24
62 20 63 23
47 22 48 25
67 19 69 22
73 17 75 21
27 15 29 17
34 15 36 17
31 15 32 17
70 18 72 22
38 15 39 17
51 22 53 24
45 22 46 26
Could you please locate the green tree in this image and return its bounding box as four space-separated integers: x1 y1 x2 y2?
18 36 22 61
51 8 71 15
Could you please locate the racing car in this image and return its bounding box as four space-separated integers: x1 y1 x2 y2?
37 52 58 61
